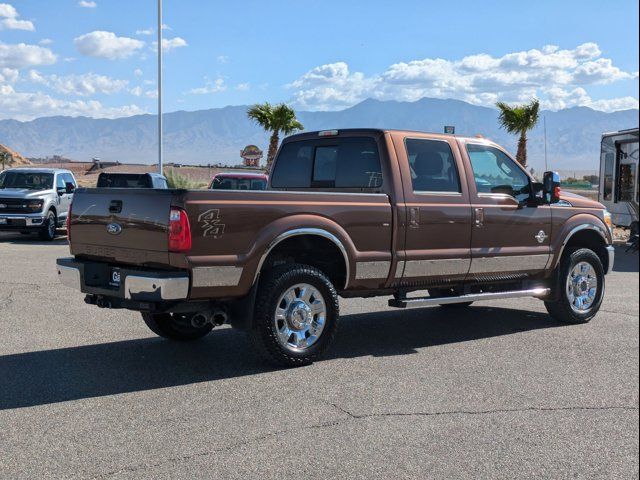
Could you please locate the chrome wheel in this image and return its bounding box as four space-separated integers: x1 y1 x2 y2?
566 261 598 313
273 283 326 352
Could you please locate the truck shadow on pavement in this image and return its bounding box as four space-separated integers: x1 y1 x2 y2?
612 245 639 273
0 306 562 410
0 231 68 246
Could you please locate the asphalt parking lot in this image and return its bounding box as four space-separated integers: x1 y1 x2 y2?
0 231 638 479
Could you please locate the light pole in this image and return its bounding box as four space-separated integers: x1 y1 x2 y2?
157 0 163 174
543 115 548 172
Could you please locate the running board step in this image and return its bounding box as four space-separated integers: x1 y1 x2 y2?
388 288 551 309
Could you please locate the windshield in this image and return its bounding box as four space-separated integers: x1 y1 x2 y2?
211 177 267 190
0 171 54 190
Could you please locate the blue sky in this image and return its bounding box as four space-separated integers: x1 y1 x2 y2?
1 0 638 120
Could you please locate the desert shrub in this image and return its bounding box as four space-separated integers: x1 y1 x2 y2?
164 168 207 189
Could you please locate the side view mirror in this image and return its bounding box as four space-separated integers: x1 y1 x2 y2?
543 171 561 204
65 182 75 194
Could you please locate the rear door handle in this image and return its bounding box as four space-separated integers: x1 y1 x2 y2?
109 200 123 214
409 207 420 228
474 207 484 227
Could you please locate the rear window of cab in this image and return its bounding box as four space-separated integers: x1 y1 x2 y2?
271 137 383 189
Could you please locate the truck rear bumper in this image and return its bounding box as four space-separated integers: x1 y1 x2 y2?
56 257 189 301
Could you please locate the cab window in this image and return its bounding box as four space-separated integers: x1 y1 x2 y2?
467 144 531 201
62 173 76 187
56 174 66 190
271 137 383 189
406 138 461 193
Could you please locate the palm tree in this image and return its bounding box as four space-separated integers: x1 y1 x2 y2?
247 103 303 172
496 99 540 167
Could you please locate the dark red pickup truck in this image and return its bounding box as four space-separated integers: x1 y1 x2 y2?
57 129 615 366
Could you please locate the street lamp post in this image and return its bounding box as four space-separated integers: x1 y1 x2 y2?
157 0 163 174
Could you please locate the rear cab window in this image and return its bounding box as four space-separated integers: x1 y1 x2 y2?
271 136 383 190
405 138 461 193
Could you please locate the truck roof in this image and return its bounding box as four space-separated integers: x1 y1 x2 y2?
213 171 268 180
284 128 494 144
1 167 73 174
98 171 167 178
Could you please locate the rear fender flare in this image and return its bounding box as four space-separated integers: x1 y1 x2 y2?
248 216 355 289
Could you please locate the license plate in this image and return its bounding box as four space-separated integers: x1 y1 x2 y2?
109 267 121 287
0 218 7 224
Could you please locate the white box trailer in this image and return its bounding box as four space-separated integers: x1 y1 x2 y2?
599 128 639 235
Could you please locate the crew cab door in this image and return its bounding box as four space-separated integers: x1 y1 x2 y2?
460 140 551 279
392 134 473 284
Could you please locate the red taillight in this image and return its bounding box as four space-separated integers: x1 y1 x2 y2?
66 202 72 243
169 207 191 253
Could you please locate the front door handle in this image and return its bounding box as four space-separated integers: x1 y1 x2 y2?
474 207 484 227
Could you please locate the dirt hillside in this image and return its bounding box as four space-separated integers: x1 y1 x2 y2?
0 144 31 167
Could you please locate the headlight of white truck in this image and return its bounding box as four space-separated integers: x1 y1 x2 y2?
26 199 44 213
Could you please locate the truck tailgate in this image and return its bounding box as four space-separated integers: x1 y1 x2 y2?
69 188 175 266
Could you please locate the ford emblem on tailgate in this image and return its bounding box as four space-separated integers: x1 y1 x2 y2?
106 223 122 235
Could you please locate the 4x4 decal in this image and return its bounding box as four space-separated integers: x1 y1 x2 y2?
198 209 225 238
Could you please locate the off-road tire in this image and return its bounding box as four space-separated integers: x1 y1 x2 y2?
38 210 57 241
428 288 473 308
142 312 213 341
544 248 605 324
249 264 339 367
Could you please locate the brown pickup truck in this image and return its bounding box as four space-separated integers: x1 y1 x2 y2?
57 129 615 366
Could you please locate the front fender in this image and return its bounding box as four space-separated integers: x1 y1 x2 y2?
550 212 611 270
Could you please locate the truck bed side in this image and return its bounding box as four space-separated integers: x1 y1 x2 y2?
176 189 393 299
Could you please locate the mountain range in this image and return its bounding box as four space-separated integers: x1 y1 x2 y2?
0 97 637 172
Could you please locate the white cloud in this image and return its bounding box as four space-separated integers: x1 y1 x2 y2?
188 78 226 95
0 41 56 69
78 0 97 7
0 67 18 83
0 84 146 121
136 28 153 36
130 86 142 96
0 66 18 82
133 68 143 77
235 82 250 91
588 96 639 112
152 37 188 52
0 3 34 31
288 43 638 112
27 70 129 96
287 62 376 110
38 38 53 45
74 31 144 60
144 89 158 99
216 55 229 64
